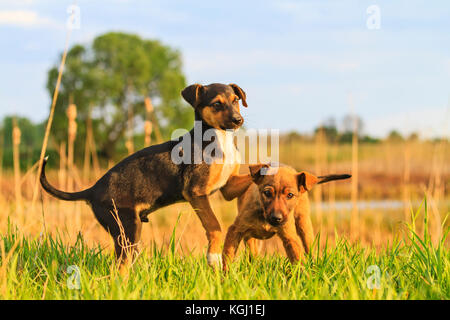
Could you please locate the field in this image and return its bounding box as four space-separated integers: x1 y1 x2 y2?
0 203 448 299
0 139 449 299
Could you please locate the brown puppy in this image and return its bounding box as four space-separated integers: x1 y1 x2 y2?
40 83 253 268
223 163 351 270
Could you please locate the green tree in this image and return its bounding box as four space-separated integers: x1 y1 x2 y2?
314 117 339 143
0 116 45 169
407 132 419 141
387 130 404 142
46 32 193 161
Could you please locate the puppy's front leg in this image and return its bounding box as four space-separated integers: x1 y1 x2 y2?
294 193 314 253
279 235 304 264
279 222 305 263
223 224 243 272
188 195 223 268
244 237 260 258
220 174 253 201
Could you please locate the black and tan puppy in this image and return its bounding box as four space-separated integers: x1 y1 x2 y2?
222 163 350 270
40 83 253 268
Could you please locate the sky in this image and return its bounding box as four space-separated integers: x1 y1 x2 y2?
0 0 449 138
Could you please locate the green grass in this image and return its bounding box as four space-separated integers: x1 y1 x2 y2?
0 200 449 300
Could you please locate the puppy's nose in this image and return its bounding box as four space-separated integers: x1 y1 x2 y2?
269 212 283 226
231 115 243 125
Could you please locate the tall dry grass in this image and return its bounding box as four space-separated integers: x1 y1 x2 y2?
12 118 23 224
0 138 448 257
0 100 449 257
144 97 154 147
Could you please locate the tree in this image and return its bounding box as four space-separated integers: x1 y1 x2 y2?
341 114 364 135
1 116 45 169
407 132 419 141
314 117 338 142
46 32 193 161
337 114 364 143
387 130 404 142
360 135 380 144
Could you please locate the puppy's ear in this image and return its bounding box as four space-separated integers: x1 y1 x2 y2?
181 84 204 108
249 163 270 182
229 83 248 107
297 171 319 193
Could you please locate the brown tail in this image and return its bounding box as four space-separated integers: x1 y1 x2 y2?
317 174 351 184
40 156 92 201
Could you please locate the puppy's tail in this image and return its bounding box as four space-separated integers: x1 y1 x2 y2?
40 156 92 201
317 174 351 184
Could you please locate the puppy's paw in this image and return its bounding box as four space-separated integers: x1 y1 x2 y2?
207 253 223 269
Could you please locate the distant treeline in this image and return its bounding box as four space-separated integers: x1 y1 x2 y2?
282 115 423 145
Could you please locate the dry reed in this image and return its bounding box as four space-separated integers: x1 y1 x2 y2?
12 118 23 224
66 103 77 192
350 96 359 241
30 9 76 213
144 97 153 147
313 127 325 232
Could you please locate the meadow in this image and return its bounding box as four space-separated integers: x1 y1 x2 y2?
0 137 449 300
0 201 448 299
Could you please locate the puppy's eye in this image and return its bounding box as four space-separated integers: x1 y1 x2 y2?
286 193 294 199
233 97 239 103
263 190 272 197
212 102 223 110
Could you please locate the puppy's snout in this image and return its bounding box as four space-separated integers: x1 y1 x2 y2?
269 211 283 226
231 114 243 125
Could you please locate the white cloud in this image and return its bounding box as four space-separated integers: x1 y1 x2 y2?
0 10 57 27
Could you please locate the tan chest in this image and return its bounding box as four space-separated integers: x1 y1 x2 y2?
248 226 276 240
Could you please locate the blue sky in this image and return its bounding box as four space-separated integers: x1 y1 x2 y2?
0 0 449 138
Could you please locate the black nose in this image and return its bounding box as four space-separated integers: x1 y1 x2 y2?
231 115 243 125
269 212 283 226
